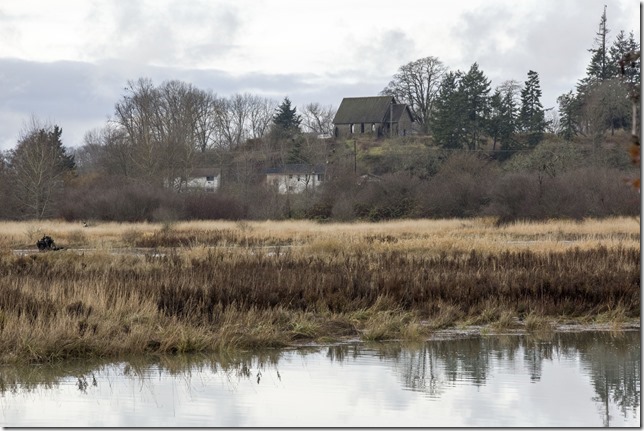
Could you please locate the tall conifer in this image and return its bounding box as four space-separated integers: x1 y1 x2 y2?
519 70 546 147
272 97 302 133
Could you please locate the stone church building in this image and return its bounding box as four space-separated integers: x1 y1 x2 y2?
332 96 414 139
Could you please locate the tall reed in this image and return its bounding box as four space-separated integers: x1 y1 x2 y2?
0 217 639 364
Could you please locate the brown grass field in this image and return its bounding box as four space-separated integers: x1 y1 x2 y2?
0 217 639 364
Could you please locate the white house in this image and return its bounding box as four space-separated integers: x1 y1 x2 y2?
265 164 325 194
170 168 220 192
187 168 220 192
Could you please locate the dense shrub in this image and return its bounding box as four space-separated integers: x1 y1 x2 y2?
352 172 421 221
483 167 640 222
483 172 543 222
58 175 183 222
304 199 334 220
418 152 499 218
183 192 247 220
545 167 640 218
4 132 640 223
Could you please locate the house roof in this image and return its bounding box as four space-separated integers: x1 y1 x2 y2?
392 104 414 123
188 167 220 178
265 164 326 175
333 96 395 124
333 96 414 125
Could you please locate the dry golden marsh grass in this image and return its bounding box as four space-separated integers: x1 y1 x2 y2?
0 217 639 364
1 217 640 252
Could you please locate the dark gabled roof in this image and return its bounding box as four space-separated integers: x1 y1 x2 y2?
265 164 326 175
333 96 397 124
189 167 220 178
392 104 414 123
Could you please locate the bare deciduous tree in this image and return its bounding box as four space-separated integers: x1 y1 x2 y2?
193 89 219 153
113 78 213 190
114 78 163 183
80 124 131 177
214 94 249 149
156 80 203 191
0 151 16 218
381 56 447 134
212 93 276 147
301 103 336 135
545 108 562 135
580 78 630 141
9 118 75 219
247 95 277 139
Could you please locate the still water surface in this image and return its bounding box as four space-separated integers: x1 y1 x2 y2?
0 330 639 427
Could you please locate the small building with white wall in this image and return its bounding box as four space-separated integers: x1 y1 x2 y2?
265 164 325 194
186 168 220 192
167 168 220 192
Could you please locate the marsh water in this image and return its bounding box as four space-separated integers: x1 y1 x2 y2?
0 330 639 427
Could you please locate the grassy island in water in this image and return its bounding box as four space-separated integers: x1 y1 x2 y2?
0 217 639 364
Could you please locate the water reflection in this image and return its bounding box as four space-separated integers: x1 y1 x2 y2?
371 331 640 426
0 331 639 427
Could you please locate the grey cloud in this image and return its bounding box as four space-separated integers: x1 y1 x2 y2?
353 29 417 79
84 1 243 66
0 59 118 151
450 0 640 108
0 59 382 151
1 60 106 114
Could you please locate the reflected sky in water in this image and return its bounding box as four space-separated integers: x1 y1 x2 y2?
0 331 639 427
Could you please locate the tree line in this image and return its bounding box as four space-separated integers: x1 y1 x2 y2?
381 56 549 153
382 8 639 153
0 7 638 222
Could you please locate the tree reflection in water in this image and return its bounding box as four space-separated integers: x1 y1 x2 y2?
322 330 639 424
372 331 639 425
0 331 639 425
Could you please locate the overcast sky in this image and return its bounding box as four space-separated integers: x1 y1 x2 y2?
0 0 640 151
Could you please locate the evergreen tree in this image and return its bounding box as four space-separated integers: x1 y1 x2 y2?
461 63 491 150
49 125 76 171
272 97 302 134
487 90 504 151
577 6 611 97
586 5 610 82
572 7 640 137
432 64 491 150
556 91 579 141
431 71 468 149
286 136 307 164
499 83 520 152
488 81 520 157
609 30 640 85
553 7 638 139
519 70 546 146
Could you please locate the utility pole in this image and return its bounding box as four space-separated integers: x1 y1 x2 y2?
353 139 357 173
